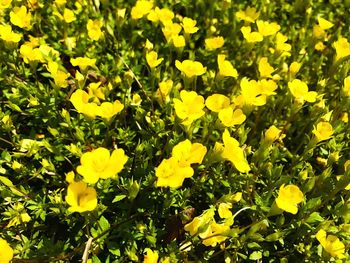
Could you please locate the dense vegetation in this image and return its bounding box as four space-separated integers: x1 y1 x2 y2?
0 0 350 262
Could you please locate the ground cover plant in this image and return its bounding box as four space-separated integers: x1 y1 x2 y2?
0 0 350 262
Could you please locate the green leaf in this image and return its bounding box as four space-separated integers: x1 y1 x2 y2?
7 102 22 112
247 242 261 249
1 151 11 162
91 255 102 263
249 251 262 260
306 212 324 224
99 216 110 231
304 197 322 210
265 231 283 242
0 175 14 187
112 195 126 203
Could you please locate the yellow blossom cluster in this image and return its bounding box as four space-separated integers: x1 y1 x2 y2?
215 129 250 173
234 78 278 107
185 193 242 247
316 229 345 259
206 94 246 127
1 0 350 261
173 90 205 126
66 147 128 212
156 140 207 188
70 79 124 120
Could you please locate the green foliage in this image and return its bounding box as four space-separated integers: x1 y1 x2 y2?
0 0 350 262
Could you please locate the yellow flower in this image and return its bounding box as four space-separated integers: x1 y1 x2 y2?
147 7 174 25
155 157 194 188
275 184 304 214
54 0 66 6
343 76 350 97
315 41 325 51
275 32 291 55
181 17 199 34
215 129 250 173
240 26 263 43
28 0 39 9
146 51 163 68
2 115 12 127
143 248 158 263
312 122 333 142
336 161 350 189
257 79 278 96
98 100 124 120
87 82 105 103
52 70 70 88
205 36 224 50
316 229 345 259
65 171 75 183
256 20 280 36
8 213 31 228
24 36 40 46
184 208 215 236
117 8 126 20
155 79 173 104
345 160 350 172
47 61 70 88
175 60 206 78
147 8 160 23
6 203 31 228
162 22 182 42
199 221 230 247
160 257 170 263
39 44 60 59
12 160 22 170
172 35 185 48
77 147 128 184
258 57 274 78
0 0 12 9
173 90 205 126
218 107 246 127
289 62 301 77
70 89 100 118
264 125 283 143
218 203 232 219
63 8 76 23
313 25 325 39
341 112 348 123
217 54 238 78
185 217 205 236
10 6 32 29
235 78 266 106
0 24 21 43
65 181 97 213
205 94 230 112
0 238 13 263
131 0 153 20
131 94 142 106
87 19 103 41
172 139 207 166
334 37 350 61
156 8 174 24
288 79 317 103
144 39 153 51
70 56 96 71
317 17 334 30
235 6 259 23
19 43 44 63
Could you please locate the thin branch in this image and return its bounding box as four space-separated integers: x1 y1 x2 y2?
82 237 93 263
